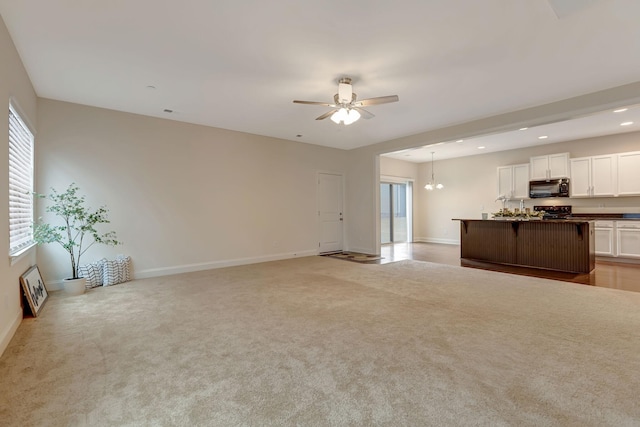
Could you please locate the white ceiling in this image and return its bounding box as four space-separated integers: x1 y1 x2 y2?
1 0 640 152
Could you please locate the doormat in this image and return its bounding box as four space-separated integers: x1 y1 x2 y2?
322 252 383 263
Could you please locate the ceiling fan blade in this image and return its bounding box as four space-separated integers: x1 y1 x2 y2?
315 110 338 121
293 100 335 107
354 95 399 107
354 107 375 120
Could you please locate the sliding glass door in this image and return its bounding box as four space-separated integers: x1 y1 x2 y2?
380 182 411 244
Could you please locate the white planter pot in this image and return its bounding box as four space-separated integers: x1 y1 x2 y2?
64 277 87 296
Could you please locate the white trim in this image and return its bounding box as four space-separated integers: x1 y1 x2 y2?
8 96 37 135
414 237 460 245
0 308 22 357
380 175 415 184
9 242 36 266
46 250 318 287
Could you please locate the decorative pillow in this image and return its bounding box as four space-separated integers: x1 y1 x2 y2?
78 260 105 289
103 255 131 286
116 255 131 282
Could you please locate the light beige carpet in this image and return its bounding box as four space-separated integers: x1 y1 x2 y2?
1 257 639 426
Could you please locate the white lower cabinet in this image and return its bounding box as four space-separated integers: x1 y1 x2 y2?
617 222 640 259
595 220 640 259
594 221 615 256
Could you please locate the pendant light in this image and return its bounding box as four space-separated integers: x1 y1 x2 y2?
424 151 444 190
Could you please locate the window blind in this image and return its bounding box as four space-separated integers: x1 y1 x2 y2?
8 105 35 255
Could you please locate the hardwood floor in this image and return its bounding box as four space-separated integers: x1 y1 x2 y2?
379 242 640 293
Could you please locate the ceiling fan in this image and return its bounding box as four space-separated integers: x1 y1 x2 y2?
293 77 399 125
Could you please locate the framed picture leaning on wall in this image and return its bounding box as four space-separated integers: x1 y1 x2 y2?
20 265 49 317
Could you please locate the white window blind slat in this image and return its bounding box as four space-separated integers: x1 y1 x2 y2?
8 105 35 255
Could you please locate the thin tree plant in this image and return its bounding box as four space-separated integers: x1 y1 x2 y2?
33 183 120 279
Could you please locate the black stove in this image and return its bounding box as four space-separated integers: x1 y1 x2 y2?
533 205 572 220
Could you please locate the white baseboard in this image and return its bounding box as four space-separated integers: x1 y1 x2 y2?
414 237 460 245
0 308 22 357
134 250 319 280
596 256 640 265
47 282 64 291
46 250 319 287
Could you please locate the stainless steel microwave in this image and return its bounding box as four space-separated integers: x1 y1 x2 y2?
529 178 570 198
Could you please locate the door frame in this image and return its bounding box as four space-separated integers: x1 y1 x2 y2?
380 175 414 244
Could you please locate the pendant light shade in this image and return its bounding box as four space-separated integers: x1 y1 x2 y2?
424 151 444 190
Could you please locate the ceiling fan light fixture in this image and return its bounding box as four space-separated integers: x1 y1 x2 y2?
331 108 361 125
344 108 361 125
293 76 398 124
331 108 348 124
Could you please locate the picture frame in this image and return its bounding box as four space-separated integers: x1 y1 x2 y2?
20 265 49 317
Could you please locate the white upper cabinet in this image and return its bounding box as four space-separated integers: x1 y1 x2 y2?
591 155 617 197
617 151 640 196
570 154 617 197
570 157 591 197
497 166 513 199
513 164 530 199
530 153 570 180
497 164 529 199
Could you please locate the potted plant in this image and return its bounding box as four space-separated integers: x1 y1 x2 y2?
33 183 120 295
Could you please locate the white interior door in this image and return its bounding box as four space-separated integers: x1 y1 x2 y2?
318 173 343 253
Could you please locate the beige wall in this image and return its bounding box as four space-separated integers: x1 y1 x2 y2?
36 99 347 286
380 156 419 180
0 16 38 355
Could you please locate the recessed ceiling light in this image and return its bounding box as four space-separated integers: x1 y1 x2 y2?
456 139 464 143
614 108 628 113
477 146 485 149
538 135 548 139
296 134 303 137
163 109 173 113
519 127 528 131
146 85 156 89
621 121 633 126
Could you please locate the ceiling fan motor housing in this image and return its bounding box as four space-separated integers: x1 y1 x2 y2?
337 77 353 104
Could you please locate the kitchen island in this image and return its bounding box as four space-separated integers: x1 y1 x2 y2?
455 219 595 274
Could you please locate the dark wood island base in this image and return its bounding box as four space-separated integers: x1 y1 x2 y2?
455 219 595 274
